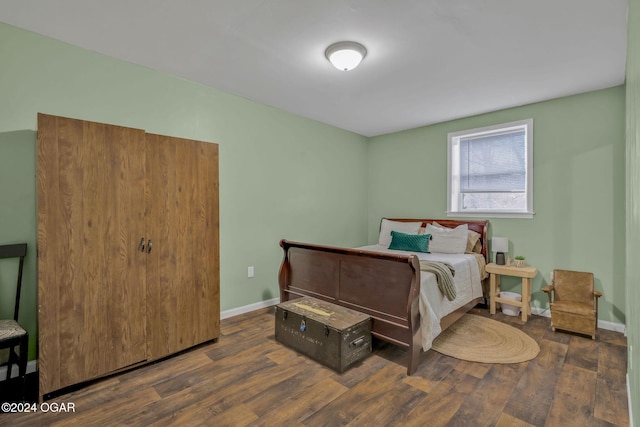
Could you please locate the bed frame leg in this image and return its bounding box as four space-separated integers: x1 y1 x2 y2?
407 345 420 375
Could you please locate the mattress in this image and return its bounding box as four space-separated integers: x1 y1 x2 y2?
356 244 484 350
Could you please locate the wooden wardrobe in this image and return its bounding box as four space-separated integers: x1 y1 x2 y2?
37 113 220 397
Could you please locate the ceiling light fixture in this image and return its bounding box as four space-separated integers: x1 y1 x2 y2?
325 41 367 71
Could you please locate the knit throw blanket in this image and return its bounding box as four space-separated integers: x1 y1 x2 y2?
419 261 457 301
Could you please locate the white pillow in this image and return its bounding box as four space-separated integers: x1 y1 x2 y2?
425 223 468 254
378 219 423 246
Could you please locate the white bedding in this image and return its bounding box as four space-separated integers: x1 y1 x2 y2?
356 244 484 350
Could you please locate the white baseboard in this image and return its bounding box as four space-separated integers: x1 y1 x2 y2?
221 297 279 320
0 360 37 380
1 303 623 378
530 307 626 334
221 300 628 334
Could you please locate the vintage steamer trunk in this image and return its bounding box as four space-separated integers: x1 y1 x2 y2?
275 296 371 372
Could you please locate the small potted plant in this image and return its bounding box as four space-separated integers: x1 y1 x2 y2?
514 255 525 267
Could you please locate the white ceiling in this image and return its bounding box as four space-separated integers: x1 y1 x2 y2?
0 0 628 137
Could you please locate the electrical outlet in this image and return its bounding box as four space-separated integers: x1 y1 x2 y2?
248 266 254 278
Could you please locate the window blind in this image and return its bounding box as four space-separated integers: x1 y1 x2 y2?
459 129 526 193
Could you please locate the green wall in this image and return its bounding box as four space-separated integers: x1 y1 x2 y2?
0 23 369 360
367 87 626 325
626 0 640 424
0 130 36 360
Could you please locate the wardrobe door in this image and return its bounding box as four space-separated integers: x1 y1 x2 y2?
145 133 220 360
37 114 147 395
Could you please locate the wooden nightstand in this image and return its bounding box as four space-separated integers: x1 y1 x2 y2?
486 263 538 322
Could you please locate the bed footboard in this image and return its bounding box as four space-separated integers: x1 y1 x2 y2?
278 239 422 375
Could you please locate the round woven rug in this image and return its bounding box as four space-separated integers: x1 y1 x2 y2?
432 314 540 363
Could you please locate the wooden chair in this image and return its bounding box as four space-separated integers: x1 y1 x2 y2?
0 243 28 400
542 269 601 339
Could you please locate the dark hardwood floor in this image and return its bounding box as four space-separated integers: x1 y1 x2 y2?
0 305 629 426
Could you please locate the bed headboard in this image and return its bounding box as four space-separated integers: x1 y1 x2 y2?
384 218 490 262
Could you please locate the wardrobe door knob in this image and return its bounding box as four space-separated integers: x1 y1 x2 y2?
140 237 146 252
147 240 153 254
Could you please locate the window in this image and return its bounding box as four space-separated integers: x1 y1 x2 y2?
447 119 533 218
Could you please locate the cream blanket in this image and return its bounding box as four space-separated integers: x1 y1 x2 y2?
354 245 484 351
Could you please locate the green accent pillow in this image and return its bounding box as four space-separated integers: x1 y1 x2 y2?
388 231 431 253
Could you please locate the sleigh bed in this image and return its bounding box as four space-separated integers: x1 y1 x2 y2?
278 218 489 375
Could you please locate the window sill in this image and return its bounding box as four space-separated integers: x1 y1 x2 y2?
446 211 535 219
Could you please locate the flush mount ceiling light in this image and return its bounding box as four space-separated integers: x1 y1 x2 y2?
325 41 367 71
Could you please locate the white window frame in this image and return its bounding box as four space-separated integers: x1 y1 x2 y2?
447 118 534 219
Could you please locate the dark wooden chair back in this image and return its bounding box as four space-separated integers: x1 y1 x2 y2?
0 243 28 321
0 243 29 397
